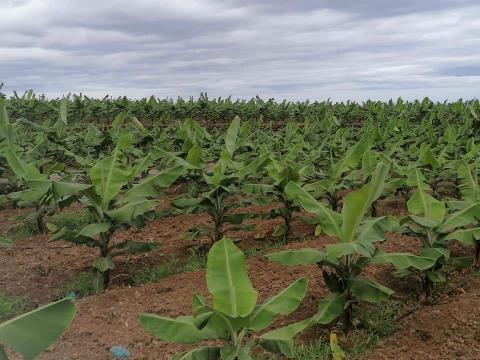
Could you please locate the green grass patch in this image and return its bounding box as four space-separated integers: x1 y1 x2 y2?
130 256 180 286
357 300 401 337
59 271 102 299
0 293 28 321
182 248 208 272
49 209 94 230
130 249 208 286
6 219 37 239
293 340 331 360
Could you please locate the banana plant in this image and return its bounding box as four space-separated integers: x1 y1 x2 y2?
139 238 309 359
399 169 480 296
0 297 75 360
266 163 427 332
51 133 185 287
242 153 309 242
305 137 370 211
2 149 88 233
167 117 257 246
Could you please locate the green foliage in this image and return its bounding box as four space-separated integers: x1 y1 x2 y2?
130 257 180 286
0 298 75 360
59 271 102 298
182 248 208 272
139 238 308 359
168 117 258 245
49 209 95 230
0 293 28 322
50 134 185 287
392 169 480 296
267 163 421 332
291 340 331 360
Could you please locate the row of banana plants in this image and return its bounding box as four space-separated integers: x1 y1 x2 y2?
138 161 480 359
3 87 480 127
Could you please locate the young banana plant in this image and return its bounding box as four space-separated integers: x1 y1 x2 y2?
51 133 185 288
2 148 88 233
139 238 309 359
166 117 257 246
304 137 370 212
266 163 425 332
242 155 308 243
400 168 480 296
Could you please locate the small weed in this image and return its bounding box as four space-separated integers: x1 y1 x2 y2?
254 339 330 360
0 293 28 321
49 210 94 230
357 300 401 337
130 256 179 286
182 248 208 272
7 219 37 239
130 250 207 286
347 331 379 355
293 340 331 360
59 271 101 298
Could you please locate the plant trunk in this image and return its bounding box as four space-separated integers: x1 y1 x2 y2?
475 240 480 267
99 232 112 289
211 191 224 244
342 297 353 333
423 276 434 300
102 268 111 289
454 178 461 200
35 205 47 234
327 193 340 212
282 200 293 243
213 222 223 244
371 200 378 217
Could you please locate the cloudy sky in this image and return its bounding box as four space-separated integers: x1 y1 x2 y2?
1 0 480 101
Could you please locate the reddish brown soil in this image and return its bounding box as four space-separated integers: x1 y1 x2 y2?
356 276 480 360
1 196 479 359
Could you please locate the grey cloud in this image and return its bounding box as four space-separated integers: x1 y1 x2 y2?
0 0 479 101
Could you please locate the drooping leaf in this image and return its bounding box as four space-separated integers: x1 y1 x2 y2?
313 293 346 324
4 148 43 181
0 298 75 360
372 250 435 271
77 223 111 238
437 202 480 233
138 314 213 344
265 248 325 266
123 166 184 201
259 318 311 357
348 277 393 304
106 199 156 224
285 182 342 238
248 278 307 330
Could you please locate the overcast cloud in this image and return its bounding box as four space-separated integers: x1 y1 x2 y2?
1 0 480 101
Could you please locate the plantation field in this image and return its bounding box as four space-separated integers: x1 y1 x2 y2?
1 95 480 359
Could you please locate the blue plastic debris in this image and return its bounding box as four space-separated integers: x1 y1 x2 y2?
111 345 130 359
67 291 77 299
